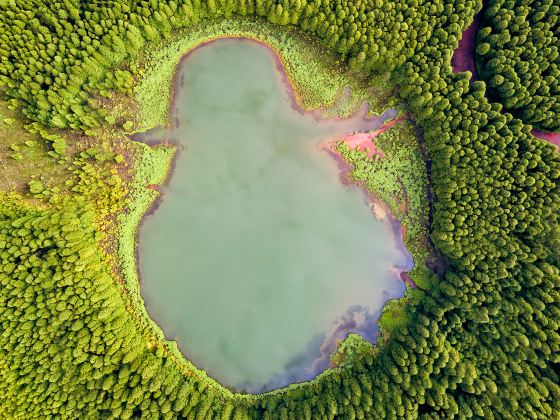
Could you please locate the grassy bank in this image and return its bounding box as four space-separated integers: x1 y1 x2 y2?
111 17 396 133
114 141 240 395
334 119 435 333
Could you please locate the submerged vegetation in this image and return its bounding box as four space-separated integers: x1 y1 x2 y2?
0 0 558 419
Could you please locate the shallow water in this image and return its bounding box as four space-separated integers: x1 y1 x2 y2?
138 39 413 392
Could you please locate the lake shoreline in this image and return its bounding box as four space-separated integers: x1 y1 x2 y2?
124 36 415 396
323 114 416 287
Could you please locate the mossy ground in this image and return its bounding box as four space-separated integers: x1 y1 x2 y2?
0 99 69 193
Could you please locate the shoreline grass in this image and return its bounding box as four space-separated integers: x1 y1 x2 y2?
114 17 396 133
109 19 429 398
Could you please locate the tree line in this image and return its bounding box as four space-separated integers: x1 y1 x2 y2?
0 0 448 132
476 0 560 131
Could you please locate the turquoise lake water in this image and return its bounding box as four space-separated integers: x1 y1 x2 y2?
138 39 412 392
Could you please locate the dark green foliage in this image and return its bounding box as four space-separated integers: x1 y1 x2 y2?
0 195 239 418
393 40 560 418
0 0 559 418
477 0 560 130
0 0 448 132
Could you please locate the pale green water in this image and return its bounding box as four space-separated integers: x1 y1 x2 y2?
139 39 412 392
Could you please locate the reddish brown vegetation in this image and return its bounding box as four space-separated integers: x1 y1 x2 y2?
338 114 407 158
532 130 560 150
451 12 482 79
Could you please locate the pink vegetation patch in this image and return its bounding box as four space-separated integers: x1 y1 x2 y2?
400 272 416 288
532 130 560 150
342 132 385 158
339 114 406 158
451 12 482 79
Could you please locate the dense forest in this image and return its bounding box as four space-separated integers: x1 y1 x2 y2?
0 0 559 418
477 0 560 131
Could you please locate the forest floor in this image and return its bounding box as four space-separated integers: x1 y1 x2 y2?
0 99 69 193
